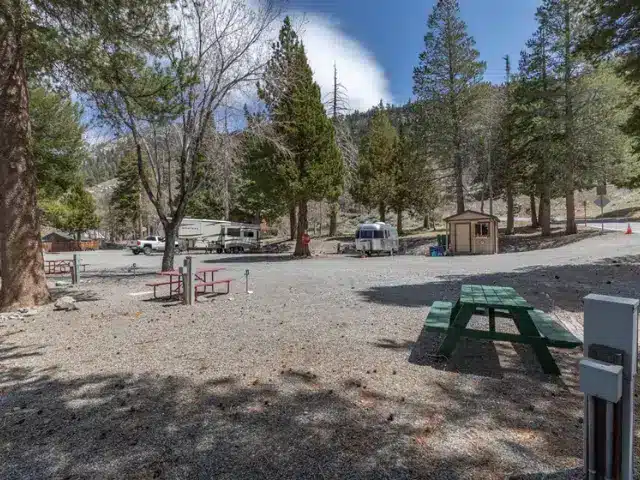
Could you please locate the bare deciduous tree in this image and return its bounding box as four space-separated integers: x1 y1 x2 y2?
88 0 283 270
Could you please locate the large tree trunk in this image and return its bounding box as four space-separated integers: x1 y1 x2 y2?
0 23 50 310
506 185 515 235
136 192 143 239
288 203 296 241
562 0 577 237
565 188 577 235
378 202 386 222
328 202 338 237
160 221 178 272
454 151 465 214
396 209 403 234
539 186 552 237
529 192 539 228
423 214 430 229
293 200 309 257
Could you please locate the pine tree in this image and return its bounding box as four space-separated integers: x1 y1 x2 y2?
413 0 486 214
540 0 588 234
0 0 170 310
257 17 343 256
43 185 100 240
518 6 559 236
110 153 145 238
501 56 518 234
352 104 398 222
581 1 640 155
30 87 86 201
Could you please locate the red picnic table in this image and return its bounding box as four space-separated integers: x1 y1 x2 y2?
146 267 230 299
44 259 88 275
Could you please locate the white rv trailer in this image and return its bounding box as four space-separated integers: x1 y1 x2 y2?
354 222 399 256
178 218 261 253
178 218 230 250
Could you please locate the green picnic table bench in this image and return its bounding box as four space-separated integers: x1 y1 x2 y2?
425 284 582 375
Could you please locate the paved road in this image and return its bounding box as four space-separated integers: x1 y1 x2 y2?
585 221 640 233
51 231 640 283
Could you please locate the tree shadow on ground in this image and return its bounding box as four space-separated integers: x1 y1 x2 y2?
358 255 640 313
0 334 586 479
202 254 295 264
507 468 584 479
49 288 102 303
0 368 482 479
81 268 160 280
407 326 579 384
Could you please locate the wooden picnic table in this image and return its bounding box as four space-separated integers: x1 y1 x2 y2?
148 267 226 299
424 284 582 375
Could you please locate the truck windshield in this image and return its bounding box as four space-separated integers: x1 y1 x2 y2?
146 236 156 241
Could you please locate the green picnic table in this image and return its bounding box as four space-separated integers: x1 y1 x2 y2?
424 284 582 375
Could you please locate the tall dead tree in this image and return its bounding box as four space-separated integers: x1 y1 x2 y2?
326 63 355 236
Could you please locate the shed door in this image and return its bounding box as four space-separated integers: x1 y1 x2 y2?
455 223 471 253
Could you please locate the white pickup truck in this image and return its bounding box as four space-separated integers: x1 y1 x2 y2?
130 236 181 256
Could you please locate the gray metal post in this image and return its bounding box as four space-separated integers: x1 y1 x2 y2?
245 269 249 294
587 394 596 479
605 401 614 480
179 266 186 304
72 254 80 285
583 294 638 480
181 257 195 305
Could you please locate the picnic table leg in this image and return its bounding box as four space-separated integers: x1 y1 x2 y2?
512 310 560 375
438 304 474 357
448 300 461 326
489 308 496 333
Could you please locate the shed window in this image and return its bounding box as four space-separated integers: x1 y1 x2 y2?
474 223 490 237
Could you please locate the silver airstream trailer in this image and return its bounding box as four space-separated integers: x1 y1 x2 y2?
355 222 399 256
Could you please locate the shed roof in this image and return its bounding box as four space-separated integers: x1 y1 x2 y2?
443 210 500 222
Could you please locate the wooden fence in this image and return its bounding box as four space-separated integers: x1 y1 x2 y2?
42 240 100 253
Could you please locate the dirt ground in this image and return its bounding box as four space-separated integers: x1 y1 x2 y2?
1 232 639 479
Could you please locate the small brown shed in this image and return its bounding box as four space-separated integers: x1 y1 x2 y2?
444 210 499 255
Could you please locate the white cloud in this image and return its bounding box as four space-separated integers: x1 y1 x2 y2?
293 13 393 112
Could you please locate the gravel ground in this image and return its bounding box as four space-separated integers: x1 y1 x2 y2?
1 233 640 479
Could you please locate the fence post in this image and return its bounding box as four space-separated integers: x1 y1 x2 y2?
581 294 638 480
72 254 81 285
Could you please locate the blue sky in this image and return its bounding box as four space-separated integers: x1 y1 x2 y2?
286 0 540 110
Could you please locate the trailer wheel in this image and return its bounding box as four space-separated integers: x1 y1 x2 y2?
216 248 223 254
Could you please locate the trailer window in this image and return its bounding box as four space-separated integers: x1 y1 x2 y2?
243 231 254 238
226 228 241 237
374 230 384 239
358 230 373 239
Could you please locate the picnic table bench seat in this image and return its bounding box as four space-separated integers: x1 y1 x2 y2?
528 309 582 349
424 301 454 331
194 279 232 297
146 279 181 298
